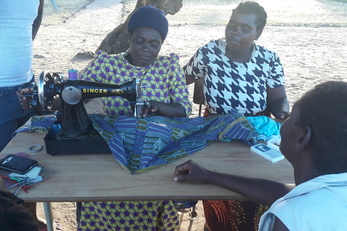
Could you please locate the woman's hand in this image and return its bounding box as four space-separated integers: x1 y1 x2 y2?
267 86 290 120
274 111 290 120
16 88 33 111
140 100 186 118
174 159 213 184
140 101 158 118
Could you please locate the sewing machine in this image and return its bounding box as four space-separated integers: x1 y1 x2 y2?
30 71 148 155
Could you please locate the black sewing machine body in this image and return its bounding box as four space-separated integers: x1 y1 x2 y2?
31 71 144 155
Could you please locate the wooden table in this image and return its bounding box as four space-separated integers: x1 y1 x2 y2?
1 132 294 230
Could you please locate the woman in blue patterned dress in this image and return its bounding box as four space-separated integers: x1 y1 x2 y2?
183 1 290 231
78 5 192 231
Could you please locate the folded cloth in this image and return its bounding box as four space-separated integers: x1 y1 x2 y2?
89 113 258 174
15 113 261 174
246 116 282 140
14 115 57 135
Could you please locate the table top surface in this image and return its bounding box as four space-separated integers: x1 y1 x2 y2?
0 132 294 202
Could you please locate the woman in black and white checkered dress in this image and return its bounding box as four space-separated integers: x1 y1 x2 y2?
183 2 290 231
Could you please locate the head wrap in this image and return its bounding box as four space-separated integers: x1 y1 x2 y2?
127 5 169 40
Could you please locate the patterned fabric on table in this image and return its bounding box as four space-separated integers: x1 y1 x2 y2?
89 112 257 174
184 39 285 116
80 113 258 231
14 115 57 135
15 114 280 231
15 114 281 174
80 50 192 117
79 200 179 231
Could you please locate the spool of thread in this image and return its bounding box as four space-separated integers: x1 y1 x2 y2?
68 69 78 80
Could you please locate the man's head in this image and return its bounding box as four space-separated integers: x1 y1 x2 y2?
281 81 347 175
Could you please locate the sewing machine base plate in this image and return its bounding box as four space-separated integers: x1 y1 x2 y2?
44 124 111 155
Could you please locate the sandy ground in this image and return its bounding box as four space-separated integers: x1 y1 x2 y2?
32 0 347 230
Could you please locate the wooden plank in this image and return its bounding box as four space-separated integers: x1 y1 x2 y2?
0 132 294 202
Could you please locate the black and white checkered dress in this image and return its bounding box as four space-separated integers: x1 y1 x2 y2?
184 39 285 116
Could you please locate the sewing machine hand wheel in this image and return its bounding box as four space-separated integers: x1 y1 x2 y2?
37 71 62 110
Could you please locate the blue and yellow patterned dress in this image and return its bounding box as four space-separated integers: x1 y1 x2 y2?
78 50 192 231
81 50 191 117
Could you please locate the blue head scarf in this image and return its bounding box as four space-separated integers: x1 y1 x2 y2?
127 5 169 40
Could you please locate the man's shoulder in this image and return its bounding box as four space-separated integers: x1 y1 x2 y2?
269 187 347 230
272 183 347 215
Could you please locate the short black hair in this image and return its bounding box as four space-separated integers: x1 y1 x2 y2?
296 81 347 174
232 1 267 31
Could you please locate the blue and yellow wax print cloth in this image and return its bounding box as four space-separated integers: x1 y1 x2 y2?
16 113 281 174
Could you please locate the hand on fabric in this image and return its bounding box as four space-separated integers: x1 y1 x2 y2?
141 101 158 118
141 100 186 118
274 111 290 120
174 159 213 184
267 87 290 120
16 88 33 111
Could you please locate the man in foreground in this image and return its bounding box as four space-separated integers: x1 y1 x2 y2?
174 81 347 230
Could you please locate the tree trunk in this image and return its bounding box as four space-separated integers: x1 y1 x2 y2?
96 0 183 54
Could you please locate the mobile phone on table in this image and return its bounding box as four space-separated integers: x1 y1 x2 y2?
0 154 38 174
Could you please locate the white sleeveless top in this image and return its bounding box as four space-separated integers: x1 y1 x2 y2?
0 0 39 87
259 173 347 231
